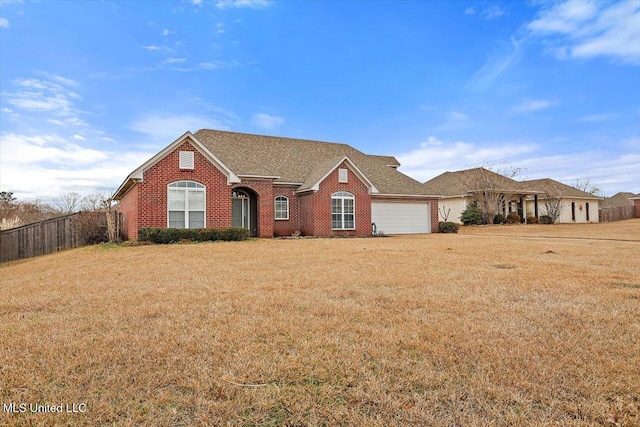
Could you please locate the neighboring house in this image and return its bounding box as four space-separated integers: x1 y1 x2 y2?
114 129 439 239
600 192 636 209
632 194 640 218
423 167 539 224
522 178 600 223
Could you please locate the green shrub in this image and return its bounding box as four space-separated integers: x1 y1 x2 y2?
539 215 554 225
137 227 249 243
527 216 538 224
438 221 460 233
138 227 160 242
157 228 182 244
493 214 506 224
460 204 483 226
506 213 521 224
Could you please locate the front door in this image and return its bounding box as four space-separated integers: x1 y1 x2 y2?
232 188 258 236
232 191 250 230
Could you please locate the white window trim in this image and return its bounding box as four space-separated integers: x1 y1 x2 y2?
179 151 195 169
338 168 348 183
274 196 289 220
167 181 206 228
331 191 355 230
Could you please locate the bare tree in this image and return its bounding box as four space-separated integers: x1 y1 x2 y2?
53 192 82 214
101 194 118 243
81 192 105 212
539 181 564 223
573 178 602 197
458 167 522 224
438 206 451 222
1 197 58 229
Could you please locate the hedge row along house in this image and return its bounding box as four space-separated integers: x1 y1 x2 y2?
424 167 601 224
114 130 439 239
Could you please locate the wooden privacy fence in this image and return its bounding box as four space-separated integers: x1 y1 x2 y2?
0 211 122 262
599 205 635 223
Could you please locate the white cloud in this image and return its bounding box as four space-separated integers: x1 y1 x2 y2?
215 0 271 10
191 0 202 5
1 107 13 113
162 29 173 36
5 77 85 125
467 37 522 91
0 133 107 165
0 17 9 28
197 60 238 70
527 0 640 64
141 45 160 51
481 5 505 20
450 111 469 121
251 113 284 129
396 135 640 195
512 99 555 113
73 134 86 141
576 113 615 122
162 57 187 64
465 7 475 15
216 22 225 34
0 133 153 199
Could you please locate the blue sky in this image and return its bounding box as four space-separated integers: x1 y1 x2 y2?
1 0 639 200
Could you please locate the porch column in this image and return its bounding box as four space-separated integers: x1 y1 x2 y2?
534 195 539 218
520 195 526 223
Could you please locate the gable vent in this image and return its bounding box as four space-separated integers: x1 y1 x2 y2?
179 151 195 169
339 168 348 183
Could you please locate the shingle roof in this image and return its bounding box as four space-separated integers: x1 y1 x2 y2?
423 167 527 196
194 129 434 195
522 178 601 199
601 192 637 208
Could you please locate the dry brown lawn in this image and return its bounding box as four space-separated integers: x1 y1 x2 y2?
1 219 639 426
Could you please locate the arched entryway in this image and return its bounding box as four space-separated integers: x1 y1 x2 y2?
232 188 258 237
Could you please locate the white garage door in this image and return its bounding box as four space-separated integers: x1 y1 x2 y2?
371 202 431 234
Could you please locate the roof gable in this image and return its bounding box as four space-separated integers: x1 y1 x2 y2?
601 192 636 207
522 178 601 199
296 156 379 194
423 167 526 197
114 132 240 200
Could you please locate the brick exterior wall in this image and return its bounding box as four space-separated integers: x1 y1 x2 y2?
137 140 232 230
117 184 139 240
272 185 301 237
300 161 372 236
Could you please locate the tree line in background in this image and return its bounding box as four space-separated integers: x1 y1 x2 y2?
0 191 116 234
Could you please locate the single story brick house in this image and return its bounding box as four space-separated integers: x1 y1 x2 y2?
114 129 439 239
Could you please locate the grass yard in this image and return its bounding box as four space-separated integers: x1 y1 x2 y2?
1 220 639 426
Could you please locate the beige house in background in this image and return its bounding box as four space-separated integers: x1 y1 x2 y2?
522 178 600 223
424 168 601 224
424 168 540 223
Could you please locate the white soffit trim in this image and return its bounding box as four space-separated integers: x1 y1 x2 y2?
306 155 379 194
373 193 441 198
